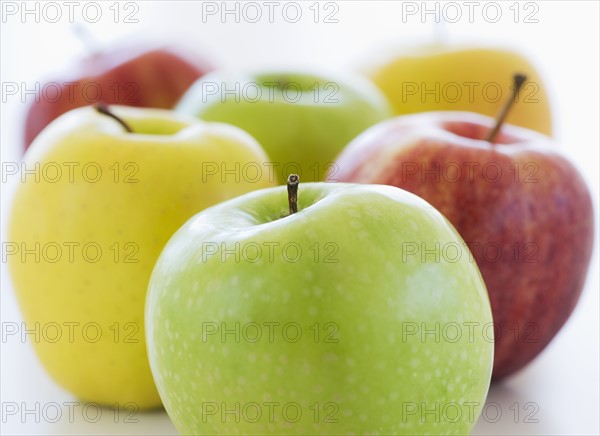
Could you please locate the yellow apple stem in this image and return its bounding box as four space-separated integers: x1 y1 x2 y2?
486 73 527 143
287 174 299 215
94 103 133 133
433 20 447 45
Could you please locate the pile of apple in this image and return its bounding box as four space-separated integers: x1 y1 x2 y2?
7 40 593 435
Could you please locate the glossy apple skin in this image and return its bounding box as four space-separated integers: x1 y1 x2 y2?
8 106 274 408
146 183 493 434
333 112 594 379
24 44 213 150
177 70 392 182
363 45 553 136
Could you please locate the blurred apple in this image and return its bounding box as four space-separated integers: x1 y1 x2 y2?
177 70 392 182
362 44 553 136
23 41 214 150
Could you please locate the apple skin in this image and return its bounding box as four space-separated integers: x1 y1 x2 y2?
7 105 274 408
146 182 493 434
332 111 594 379
176 70 392 182
362 45 553 136
23 43 214 150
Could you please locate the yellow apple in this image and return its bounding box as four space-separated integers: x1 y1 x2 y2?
363 45 553 135
6 105 275 409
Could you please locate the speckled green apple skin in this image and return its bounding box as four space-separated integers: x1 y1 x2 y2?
146 183 493 434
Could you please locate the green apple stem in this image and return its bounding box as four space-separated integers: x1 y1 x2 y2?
94 103 133 133
486 73 527 143
287 174 299 215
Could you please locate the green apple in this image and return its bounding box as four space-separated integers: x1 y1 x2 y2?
146 180 494 434
362 44 553 135
6 105 275 409
176 70 392 182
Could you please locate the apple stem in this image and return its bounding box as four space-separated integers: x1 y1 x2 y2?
287 174 299 215
433 20 447 45
71 23 102 57
486 73 527 143
94 103 133 133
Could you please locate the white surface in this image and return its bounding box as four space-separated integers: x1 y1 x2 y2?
1 1 598 435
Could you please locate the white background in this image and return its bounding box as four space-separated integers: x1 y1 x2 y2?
1 1 598 434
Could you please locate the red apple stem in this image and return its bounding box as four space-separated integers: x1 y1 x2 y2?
287 174 299 215
71 23 102 57
486 73 527 143
94 103 133 133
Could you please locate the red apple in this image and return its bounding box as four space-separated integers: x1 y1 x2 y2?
331 109 594 380
23 42 214 150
